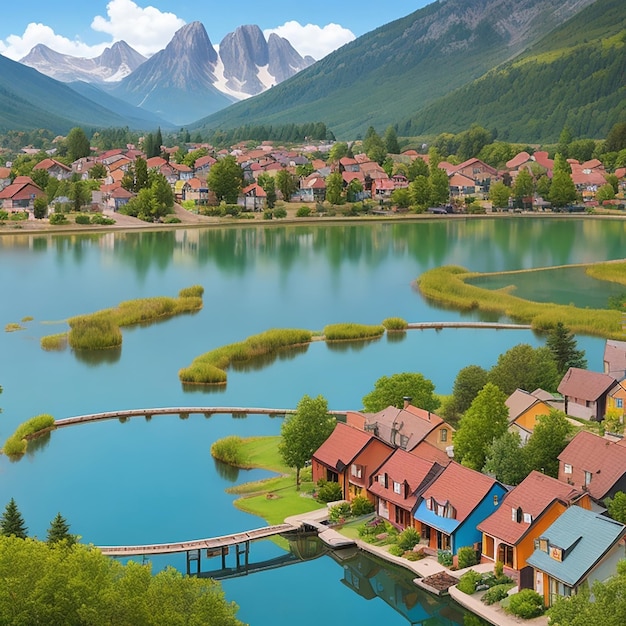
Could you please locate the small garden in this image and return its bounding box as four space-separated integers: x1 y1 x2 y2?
457 561 545 620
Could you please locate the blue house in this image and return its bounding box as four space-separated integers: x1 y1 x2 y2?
414 461 507 557
526 506 626 607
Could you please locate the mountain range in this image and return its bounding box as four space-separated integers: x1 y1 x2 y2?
1 0 623 142
19 22 314 126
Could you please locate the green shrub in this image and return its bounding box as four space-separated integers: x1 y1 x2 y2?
179 285 204 298
49 213 68 225
74 213 91 224
273 207 287 219
323 323 385 341
358 517 386 537
494 560 504 578
300 466 312 483
3 414 56 456
482 583 514 605
382 317 408 331
163 216 181 224
397 527 421 551
350 496 374 516
0 210 8 220
457 546 479 569
210 436 247 466
316 480 343 503
90 214 115 225
405 551 425 561
263 209 273 220
507 589 545 619
296 206 311 217
388 544 405 557
328 502 351 523
457 570 483 595
438 550 453 567
223 204 240 216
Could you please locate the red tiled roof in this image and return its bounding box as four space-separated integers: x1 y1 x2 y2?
506 152 531 169
146 157 167 169
410 441 452 466
33 158 71 172
449 173 475 187
558 431 626 499
313 422 375 471
368 449 443 510
557 367 617 400
477 471 583 545
422 462 499 522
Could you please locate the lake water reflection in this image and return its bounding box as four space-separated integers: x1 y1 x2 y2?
0 217 624 624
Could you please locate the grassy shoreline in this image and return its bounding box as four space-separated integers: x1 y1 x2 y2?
417 264 625 339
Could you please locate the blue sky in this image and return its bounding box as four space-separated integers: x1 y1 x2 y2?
0 0 432 61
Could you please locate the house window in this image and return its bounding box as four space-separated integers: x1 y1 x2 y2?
351 464 362 479
564 464 572 474
393 481 402 495
523 513 532 524
584 471 592 486
617 398 623 408
440 428 448 442
378 474 385 485
426 498 433 510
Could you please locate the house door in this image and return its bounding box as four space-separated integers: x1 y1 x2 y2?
378 499 389 520
519 566 534 590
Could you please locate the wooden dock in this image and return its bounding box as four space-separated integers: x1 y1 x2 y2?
97 523 298 557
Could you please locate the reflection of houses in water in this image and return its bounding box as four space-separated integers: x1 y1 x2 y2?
337 551 467 625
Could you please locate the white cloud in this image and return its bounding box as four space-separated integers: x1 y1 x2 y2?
0 0 185 61
264 21 355 60
91 0 185 56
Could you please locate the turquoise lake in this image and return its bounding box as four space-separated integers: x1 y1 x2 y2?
0 216 624 624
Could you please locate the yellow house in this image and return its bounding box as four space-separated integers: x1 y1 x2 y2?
606 380 626 423
506 389 563 443
477 471 591 588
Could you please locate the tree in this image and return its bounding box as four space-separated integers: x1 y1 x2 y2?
524 410 573 478
207 156 244 203
546 322 587 377
46 513 76 545
363 126 387 164
450 365 490 416
407 157 429 181
453 382 509 471
0 498 28 539
279 395 336 489
135 156 149 191
0 536 243 624
482 431 528 485
362 372 439 413
390 187 411 208
605 491 626 524
66 127 91 162
549 154 577 208
596 183 616 204
346 178 363 202
384 126 400 155
33 197 48 219
325 171 344 205
409 175 432 208
69 180 91 212
536 174 551 199
328 142 350 163
275 169 297 202
488 344 560 395
489 181 511 209
257 173 277 208
429 166 450 206
512 169 534 209
89 162 107 179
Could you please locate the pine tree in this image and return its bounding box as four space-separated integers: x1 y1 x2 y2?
546 322 587 377
46 512 75 545
0 498 28 539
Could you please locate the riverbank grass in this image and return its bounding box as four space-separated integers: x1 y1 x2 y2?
324 323 385 341
40 286 204 351
418 265 624 339
2 414 56 456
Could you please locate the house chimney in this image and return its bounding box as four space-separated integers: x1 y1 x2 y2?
403 396 412 409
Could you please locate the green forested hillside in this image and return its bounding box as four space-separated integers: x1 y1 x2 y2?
193 0 595 139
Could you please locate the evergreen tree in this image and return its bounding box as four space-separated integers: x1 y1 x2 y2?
65 127 91 162
429 166 450 206
0 498 28 539
384 126 400 154
46 512 76 545
135 156 149 191
546 322 587 377
155 127 163 155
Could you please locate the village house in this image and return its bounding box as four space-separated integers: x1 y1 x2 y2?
557 430 626 504
311 422 393 502
557 366 618 420
477 471 590 587
603 339 626 379
193 155 216 178
0 175 45 214
299 174 326 202
0 166 11 190
368 448 444 530
413 461 507 558
506 388 563 443
346 400 454 455
239 183 267 211
526 506 626 607
33 158 72 180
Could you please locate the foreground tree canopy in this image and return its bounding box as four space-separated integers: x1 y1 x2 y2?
362 372 440 413
0 536 242 626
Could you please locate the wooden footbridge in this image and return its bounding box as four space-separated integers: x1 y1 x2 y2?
54 406 347 428
98 522 307 575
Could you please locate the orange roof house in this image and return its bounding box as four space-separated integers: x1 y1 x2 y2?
557 430 626 503
0 176 45 211
346 400 454 454
312 423 393 502
604 340 626 379
368 449 443 531
478 471 590 587
33 158 72 180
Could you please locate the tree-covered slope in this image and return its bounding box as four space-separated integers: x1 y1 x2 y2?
191 0 596 139
398 0 626 142
0 54 157 133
